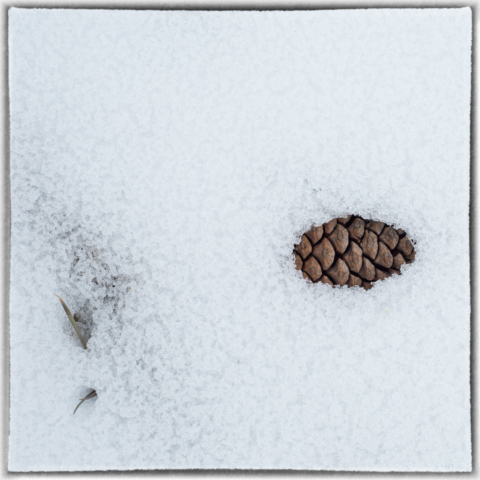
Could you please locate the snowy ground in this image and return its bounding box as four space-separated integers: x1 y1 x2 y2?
8 8 471 471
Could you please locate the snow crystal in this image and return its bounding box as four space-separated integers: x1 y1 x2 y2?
8 8 471 471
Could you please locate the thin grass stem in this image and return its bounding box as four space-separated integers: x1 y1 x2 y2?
54 294 88 349
73 390 97 415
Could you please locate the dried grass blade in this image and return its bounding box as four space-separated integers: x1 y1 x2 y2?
54 294 88 349
73 390 97 415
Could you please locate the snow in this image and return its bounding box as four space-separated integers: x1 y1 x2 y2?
8 8 471 471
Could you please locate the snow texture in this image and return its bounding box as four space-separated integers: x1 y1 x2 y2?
8 8 471 472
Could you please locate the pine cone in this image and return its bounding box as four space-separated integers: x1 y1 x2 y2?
294 216 415 289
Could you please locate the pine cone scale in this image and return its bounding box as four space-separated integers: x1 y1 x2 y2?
305 225 324 245
303 256 322 282
324 219 337 235
348 274 362 287
379 226 399 250
312 238 335 270
347 218 365 243
343 242 363 273
360 230 378 260
374 241 394 269
327 258 349 285
328 224 349 254
295 234 312 259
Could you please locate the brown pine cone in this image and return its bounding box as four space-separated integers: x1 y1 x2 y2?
294 215 416 289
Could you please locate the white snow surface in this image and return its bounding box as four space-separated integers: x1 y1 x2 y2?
8 8 471 472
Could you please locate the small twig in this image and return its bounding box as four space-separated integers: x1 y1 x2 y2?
73 390 97 415
54 294 88 349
